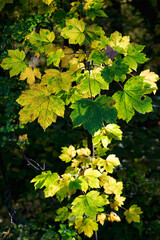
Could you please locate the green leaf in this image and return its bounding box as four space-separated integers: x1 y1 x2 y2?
113 76 153 122
123 45 149 70
29 29 55 54
31 171 59 190
1 49 26 77
16 84 65 130
41 69 71 93
124 205 143 223
84 168 101 188
71 191 106 218
88 50 108 64
70 96 117 135
75 217 98 237
102 56 129 83
55 207 69 223
61 18 85 45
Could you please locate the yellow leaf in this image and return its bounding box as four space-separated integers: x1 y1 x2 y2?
68 58 84 74
20 67 41 84
110 195 126 211
42 0 54 5
75 217 98 238
76 148 91 156
140 69 159 94
108 211 121 222
41 69 71 93
108 31 130 53
97 213 106 225
16 85 65 130
61 46 74 68
18 134 28 142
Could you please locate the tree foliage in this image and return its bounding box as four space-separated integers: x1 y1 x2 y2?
0 0 159 239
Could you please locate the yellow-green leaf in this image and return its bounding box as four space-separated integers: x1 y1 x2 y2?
124 205 143 223
20 67 41 84
61 18 86 45
29 29 55 54
84 168 101 188
75 217 98 238
41 69 71 93
1 49 26 77
47 49 64 67
16 84 65 130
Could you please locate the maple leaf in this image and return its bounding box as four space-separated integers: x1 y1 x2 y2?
75 217 98 238
1 49 26 77
61 18 86 45
78 176 89 192
123 45 149 70
140 69 159 94
16 84 65 130
97 213 106 225
59 145 76 163
47 49 64 67
20 67 41 84
97 154 120 173
106 31 130 54
108 211 121 222
71 191 106 218
103 176 123 195
62 87 82 105
110 195 126 211
85 24 105 44
31 170 59 191
79 71 109 97
41 69 71 93
124 205 143 223
84 168 101 188
113 76 153 122
77 148 91 156
70 96 117 135
68 58 84 74
93 124 122 147
56 173 76 202
102 56 130 84
29 29 55 54
55 207 69 223
88 50 108 64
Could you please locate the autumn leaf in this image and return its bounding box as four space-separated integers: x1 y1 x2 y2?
16 84 65 130
59 145 76 163
41 69 71 93
108 211 121 222
55 207 69 223
97 213 106 225
84 168 101 188
47 49 64 67
61 18 86 45
20 67 41 84
75 217 98 238
113 76 153 122
140 69 159 94
124 205 143 223
71 191 106 218
1 49 26 77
